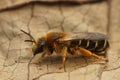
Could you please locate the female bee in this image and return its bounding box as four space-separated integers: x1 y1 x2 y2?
21 30 109 68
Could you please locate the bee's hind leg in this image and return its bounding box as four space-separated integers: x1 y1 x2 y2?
78 47 108 61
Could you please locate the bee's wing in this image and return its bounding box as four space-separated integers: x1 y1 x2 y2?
62 32 108 41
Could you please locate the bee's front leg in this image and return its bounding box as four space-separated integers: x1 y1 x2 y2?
59 46 67 71
31 52 46 64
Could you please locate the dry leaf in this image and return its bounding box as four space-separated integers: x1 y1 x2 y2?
0 0 120 80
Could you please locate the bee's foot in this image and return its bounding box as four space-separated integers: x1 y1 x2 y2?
59 65 66 72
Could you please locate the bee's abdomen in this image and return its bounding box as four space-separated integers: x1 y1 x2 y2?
70 39 109 52
87 40 109 52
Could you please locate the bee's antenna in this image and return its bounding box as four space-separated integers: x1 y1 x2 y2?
20 29 36 43
24 40 35 42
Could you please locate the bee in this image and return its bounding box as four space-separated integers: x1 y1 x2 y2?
21 30 109 69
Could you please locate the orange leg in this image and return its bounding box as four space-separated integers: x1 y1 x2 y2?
59 46 67 70
53 43 60 53
70 48 79 56
78 47 107 61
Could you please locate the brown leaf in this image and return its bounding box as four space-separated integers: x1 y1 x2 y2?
0 0 120 80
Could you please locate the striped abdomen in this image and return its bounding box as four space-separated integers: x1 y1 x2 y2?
69 39 109 52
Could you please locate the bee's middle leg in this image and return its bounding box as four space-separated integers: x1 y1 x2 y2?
59 46 67 71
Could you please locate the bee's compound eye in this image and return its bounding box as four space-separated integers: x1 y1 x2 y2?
32 44 37 54
33 38 46 56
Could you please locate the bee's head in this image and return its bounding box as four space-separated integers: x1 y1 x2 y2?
32 38 46 55
20 29 46 56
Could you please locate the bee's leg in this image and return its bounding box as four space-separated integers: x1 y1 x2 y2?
31 52 46 64
70 48 79 56
53 43 60 53
59 46 67 71
78 47 107 61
